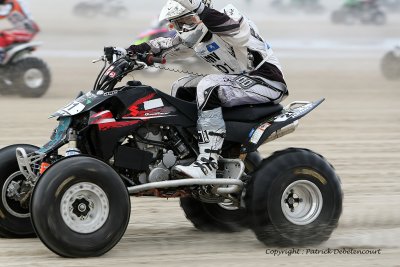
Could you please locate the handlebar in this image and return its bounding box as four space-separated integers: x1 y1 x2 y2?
96 47 166 66
137 53 166 66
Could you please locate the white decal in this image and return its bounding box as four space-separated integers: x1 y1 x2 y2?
144 98 164 110
57 101 86 116
250 122 270 144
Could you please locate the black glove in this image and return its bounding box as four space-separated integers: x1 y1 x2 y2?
126 43 152 58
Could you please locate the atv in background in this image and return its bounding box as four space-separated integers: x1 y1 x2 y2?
331 0 387 25
381 45 400 80
0 42 51 98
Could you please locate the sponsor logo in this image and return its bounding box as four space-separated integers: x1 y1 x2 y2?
206 42 220 52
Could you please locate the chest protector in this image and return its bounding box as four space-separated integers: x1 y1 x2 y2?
194 4 282 75
194 34 248 75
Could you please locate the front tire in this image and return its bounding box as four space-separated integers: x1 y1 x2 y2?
12 57 51 98
246 148 342 246
30 156 131 257
0 144 39 238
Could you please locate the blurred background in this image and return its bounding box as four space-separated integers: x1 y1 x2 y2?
0 0 399 266
22 0 400 98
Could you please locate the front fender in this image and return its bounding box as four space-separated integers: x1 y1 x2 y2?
37 117 71 154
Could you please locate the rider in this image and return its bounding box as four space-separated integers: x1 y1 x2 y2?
0 0 39 64
126 0 288 179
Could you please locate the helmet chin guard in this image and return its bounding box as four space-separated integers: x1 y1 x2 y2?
178 22 208 48
159 0 210 48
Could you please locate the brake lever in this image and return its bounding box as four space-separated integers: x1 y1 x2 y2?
92 55 106 64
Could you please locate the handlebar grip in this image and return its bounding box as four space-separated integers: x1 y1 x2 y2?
146 55 166 65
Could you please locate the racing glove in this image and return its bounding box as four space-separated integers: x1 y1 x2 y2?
173 0 205 14
126 43 152 58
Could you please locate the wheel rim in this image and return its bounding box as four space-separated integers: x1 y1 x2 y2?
23 69 44 89
281 180 323 225
1 171 30 218
60 182 109 234
217 199 239 211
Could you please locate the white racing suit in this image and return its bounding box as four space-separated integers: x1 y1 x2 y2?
131 4 288 178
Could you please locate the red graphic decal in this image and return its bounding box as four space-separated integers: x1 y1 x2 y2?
98 120 141 131
125 93 156 117
89 110 114 125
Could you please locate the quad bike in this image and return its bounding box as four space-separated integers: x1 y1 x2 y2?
0 42 51 98
331 1 386 25
378 0 400 12
0 47 343 257
381 45 400 80
270 0 326 14
73 0 128 18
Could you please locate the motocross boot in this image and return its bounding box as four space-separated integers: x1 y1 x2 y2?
173 108 226 179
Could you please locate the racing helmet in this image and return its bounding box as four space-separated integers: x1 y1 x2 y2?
159 0 212 48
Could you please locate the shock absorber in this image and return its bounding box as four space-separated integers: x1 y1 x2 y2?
168 129 190 159
65 129 81 157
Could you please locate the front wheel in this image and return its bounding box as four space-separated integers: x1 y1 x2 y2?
246 148 342 246
12 57 51 98
0 144 39 238
30 156 131 257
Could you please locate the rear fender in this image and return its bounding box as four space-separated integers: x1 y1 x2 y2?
4 42 42 64
241 99 325 153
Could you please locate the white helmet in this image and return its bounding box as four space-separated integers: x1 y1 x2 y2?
159 0 212 48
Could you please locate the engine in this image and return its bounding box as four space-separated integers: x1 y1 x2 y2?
134 125 192 184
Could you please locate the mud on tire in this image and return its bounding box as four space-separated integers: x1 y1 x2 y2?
245 148 343 246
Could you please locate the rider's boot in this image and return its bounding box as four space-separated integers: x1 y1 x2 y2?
173 107 226 179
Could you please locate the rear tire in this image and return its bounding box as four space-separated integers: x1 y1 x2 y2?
180 152 262 232
30 156 131 257
246 148 342 246
12 57 51 98
0 144 38 238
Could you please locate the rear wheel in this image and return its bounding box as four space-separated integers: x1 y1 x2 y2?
246 148 342 246
12 57 51 98
30 156 131 257
180 152 262 232
0 144 38 238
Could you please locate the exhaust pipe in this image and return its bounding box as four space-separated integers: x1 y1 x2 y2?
264 120 299 144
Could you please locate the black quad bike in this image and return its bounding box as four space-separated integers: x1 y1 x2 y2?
0 42 51 98
0 47 342 257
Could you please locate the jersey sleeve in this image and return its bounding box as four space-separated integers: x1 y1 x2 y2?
198 6 241 36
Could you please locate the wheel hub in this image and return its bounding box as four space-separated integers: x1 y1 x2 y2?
1 171 30 218
60 182 109 234
281 180 323 225
24 69 44 88
72 197 91 218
